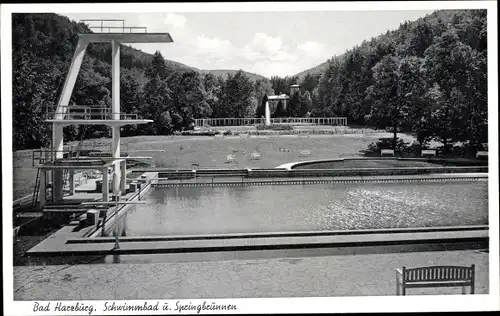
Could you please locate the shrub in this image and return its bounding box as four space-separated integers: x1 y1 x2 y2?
179 130 216 136
256 124 294 131
363 137 410 156
440 144 478 158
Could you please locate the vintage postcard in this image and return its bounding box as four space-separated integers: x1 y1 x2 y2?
2 1 499 315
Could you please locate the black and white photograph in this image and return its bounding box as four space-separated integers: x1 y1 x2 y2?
2 1 499 314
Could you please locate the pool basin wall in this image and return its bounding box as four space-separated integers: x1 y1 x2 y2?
247 166 487 178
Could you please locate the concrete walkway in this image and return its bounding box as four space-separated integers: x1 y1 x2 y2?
13 249 488 300
153 173 487 187
25 226 488 256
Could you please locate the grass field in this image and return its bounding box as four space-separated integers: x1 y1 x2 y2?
293 159 442 169
13 127 446 200
13 131 399 200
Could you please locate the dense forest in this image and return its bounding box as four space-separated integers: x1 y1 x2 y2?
12 13 274 150
272 9 488 151
13 10 487 153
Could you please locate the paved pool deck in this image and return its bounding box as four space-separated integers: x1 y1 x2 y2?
25 226 488 256
13 249 489 300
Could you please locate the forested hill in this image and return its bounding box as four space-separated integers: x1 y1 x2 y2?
293 61 329 80
13 10 488 154
12 13 275 150
282 9 487 153
294 9 486 82
315 9 487 147
201 69 267 82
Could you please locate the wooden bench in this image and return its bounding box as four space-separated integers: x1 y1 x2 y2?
396 265 475 295
476 151 488 159
421 149 437 157
381 149 395 156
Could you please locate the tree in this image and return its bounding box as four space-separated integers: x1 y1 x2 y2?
13 51 53 149
422 29 487 151
210 75 227 118
287 90 301 117
120 68 147 136
203 73 221 119
397 56 426 134
300 91 313 117
222 70 256 118
140 75 170 135
366 56 412 149
167 70 211 130
300 73 321 94
145 51 168 80
403 21 434 57
157 111 173 135
270 76 288 95
273 100 286 118
253 78 274 118
310 87 324 117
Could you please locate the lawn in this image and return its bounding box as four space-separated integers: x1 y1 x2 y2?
11 128 484 200
293 159 442 169
13 131 398 200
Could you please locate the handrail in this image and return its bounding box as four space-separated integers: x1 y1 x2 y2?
80 19 126 22
32 149 115 166
80 19 147 34
46 105 140 120
88 26 147 33
33 149 76 166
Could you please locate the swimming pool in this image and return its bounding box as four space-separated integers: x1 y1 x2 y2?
119 181 488 236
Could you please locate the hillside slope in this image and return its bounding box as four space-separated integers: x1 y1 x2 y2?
293 61 329 80
201 69 267 81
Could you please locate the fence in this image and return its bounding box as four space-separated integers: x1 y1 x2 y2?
46 105 139 121
195 117 348 127
80 19 147 33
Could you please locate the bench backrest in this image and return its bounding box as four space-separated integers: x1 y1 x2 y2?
381 149 395 155
403 265 474 283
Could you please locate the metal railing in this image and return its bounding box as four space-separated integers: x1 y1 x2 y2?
32 149 112 166
194 117 348 127
32 149 72 166
46 105 139 121
80 19 147 33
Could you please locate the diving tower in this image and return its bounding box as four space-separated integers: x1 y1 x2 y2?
36 20 173 207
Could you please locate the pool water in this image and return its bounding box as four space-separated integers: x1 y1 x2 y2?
120 181 488 236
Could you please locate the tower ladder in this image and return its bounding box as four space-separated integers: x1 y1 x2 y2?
32 168 41 206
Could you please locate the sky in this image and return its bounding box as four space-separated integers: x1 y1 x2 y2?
62 10 435 77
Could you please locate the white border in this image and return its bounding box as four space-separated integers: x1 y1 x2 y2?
0 1 497 13
2 1 499 315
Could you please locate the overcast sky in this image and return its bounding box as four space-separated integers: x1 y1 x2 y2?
62 11 435 77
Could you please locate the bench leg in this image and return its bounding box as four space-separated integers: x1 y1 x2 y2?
402 287 406 296
396 271 399 296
